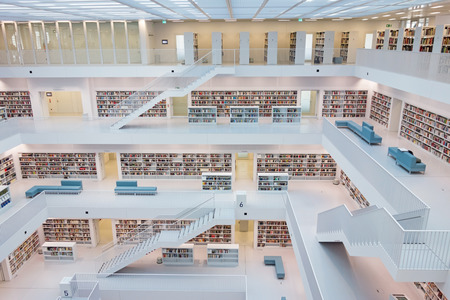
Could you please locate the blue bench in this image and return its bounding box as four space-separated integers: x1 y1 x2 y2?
388 147 426 174
25 180 83 198
264 256 285 279
335 120 382 145
114 180 157 195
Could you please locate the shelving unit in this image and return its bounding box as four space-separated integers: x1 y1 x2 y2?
42 219 99 246
388 29 399 50
256 153 337 180
403 28 415 51
201 172 232 191
0 106 6 122
120 152 232 179
1 231 40 280
257 173 289 191
191 225 233 244
184 32 198 65
0 185 11 209
212 32 223 65
340 170 370 208
314 31 325 63
207 244 239 266
230 106 259 124
322 90 368 117
96 90 166 118
0 91 33 118
264 31 278 65
375 30 385 49
42 242 77 262
400 103 450 164
272 106 301 124
289 31 306 64
162 244 194 265
255 220 291 248
443 25 450 53
415 282 448 300
369 91 392 128
188 106 217 124
191 90 298 118
19 152 98 179
340 32 350 62
421 27 435 52
0 154 16 185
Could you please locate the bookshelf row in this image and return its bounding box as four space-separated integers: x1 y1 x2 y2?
0 107 6 122
230 106 259 123
257 173 289 191
415 282 448 300
0 186 11 209
340 170 370 208
322 90 368 118
256 153 337 180
1 231 40 280
42 218 99 246
255 220 291 248
400 103 450 164
370 91 392 128
201 172 232 191
120 152 232 179
19 152 98 179
0 154 17 185
162 244 194 265
161 244 239 266
42 242 77 262
188 106 217 124
0 91 33 118
96 90 167 118
191 90 298 117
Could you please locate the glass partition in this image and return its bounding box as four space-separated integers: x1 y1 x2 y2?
114 21 128 64
0 25 6 64
58 22 74 64
127 21 140 64
72 22 87 64
30 22 46 64
99 22 113 64
86 22 101 64
44 22 61 64
4 23 20 64
17 23 34 64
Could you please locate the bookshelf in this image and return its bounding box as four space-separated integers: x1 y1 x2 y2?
202 172 232 191
257 173 289 191
415 282 448 300
255 220 291 248
369 91 392 128
230 106 259 124
421 27 435 52
322 90 368 118
403 28 415 51
120 152 232 179
340 32 350 62
0 91 33 118
256 153 337 180
212 32 222 65
0 154 16 185
42 242 77 262
264 31 278 65
96 91 167 118
207 244 239 266
184 32 199 64
400 103 450 164
162 244 194 265
272 106 301 124
340 170 369 208
191 90 298 118
188 106 217 124
442 25 450 53
0 185 11 209
42 218 99 246
388 30 399 50
375 30 385 49
0 106 6 122
314 31 325 63
289 31 306 64
1 231 40 280
19 152 98 179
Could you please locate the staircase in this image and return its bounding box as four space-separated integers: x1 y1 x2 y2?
110 51 235 130
316 205 450 282
96 207 234 276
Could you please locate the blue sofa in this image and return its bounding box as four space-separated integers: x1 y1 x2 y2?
264 256 285 279
387 147 426 174
335 120 382 145
114 180 157 195
25 180 83 198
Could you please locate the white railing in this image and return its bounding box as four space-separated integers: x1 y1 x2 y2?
70 280 100 300
317 204 450 271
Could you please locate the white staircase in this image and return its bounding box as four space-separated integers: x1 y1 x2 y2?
97 208 234 275
316 205 450 282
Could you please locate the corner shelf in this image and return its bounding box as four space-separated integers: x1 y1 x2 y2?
42 218 98 246
340 170 369 208
188 106 217 124
322 90 368 118
201 172 232 191
162 244 194 265
230 106 259 124
96 90 167 118
0 91 33 118
0 154 16 185
256 153 337 180
400 103 450 164
257 173 289 191
0 185 11 209
207 244 239 266
272 106 301 124
42 242 77 262
369 91 392 128
255 220 291 248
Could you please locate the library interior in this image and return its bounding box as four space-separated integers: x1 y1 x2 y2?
0 0 450 300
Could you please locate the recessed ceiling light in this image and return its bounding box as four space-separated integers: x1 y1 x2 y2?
430 12 440 14
252 18 264 22
362 18 368 21
197 19 210 22
382 15 390 17
412 9 422 12
278 19 290 22
401 16 409 19
225 18 236 22
331 19 344 21
371 16 378 19
432 5 443 9
396 12 405 15
305 19 317 22
388 18 396 21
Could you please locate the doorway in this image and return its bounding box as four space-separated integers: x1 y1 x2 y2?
176 34 185 62
300 90 318 117
103 152 119 180
235 152 254 181
234 220 254 246
365 33 374 49
42 91 83 117
389 98 403 132
172 96 188 117
305 34 313 61
98 219 114 245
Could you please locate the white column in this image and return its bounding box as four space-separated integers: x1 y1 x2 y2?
138 20 148 65
295 31 306 65
412 27 422 53
239 32 249 65
212 32 222 65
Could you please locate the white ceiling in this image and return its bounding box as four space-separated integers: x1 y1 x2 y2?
0 0 449 21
